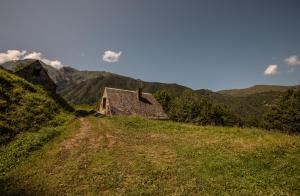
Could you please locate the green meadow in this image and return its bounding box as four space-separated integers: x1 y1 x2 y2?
1 115 299 195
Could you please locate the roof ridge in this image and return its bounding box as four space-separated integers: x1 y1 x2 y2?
105 87 151 94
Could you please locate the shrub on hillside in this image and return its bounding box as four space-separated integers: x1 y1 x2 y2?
168 91 238 126
263 88 300 133
154 90 172 113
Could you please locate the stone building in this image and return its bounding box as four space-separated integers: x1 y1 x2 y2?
98 87 168 119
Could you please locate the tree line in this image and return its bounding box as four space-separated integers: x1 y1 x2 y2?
154 88 300 133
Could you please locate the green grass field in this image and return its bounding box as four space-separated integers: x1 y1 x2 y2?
1 115 299 195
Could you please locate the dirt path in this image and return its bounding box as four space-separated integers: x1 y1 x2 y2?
53 117 120 170
2 117 121 195
60 117 103 152
97 118 119 148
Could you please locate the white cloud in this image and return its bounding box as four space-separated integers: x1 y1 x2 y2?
24 51 64 69
285 55 300 66
264 64 278 75
42 59 63 69
25 52 63 69
0 50 26 64
284 55 300 73
0 49 64 69
102 50 122 63
24 52 42 60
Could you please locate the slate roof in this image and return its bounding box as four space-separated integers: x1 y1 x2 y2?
105 87 168 119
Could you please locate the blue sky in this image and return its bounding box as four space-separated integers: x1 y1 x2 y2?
0 0 299 90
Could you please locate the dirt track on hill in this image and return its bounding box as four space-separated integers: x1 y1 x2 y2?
56 117 118 166
61 118 103 151
2 117 121 195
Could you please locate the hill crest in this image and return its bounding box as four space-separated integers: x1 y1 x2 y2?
218 84 299 97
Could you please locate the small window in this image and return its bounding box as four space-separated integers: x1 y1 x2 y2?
33 68 41 76
102 98 107 109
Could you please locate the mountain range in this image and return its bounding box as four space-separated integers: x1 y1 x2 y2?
2 59 299 125
2 59 192 104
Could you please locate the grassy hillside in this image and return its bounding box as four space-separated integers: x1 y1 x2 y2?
1 115 299 195
0 67 71 144
218 84 298 97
